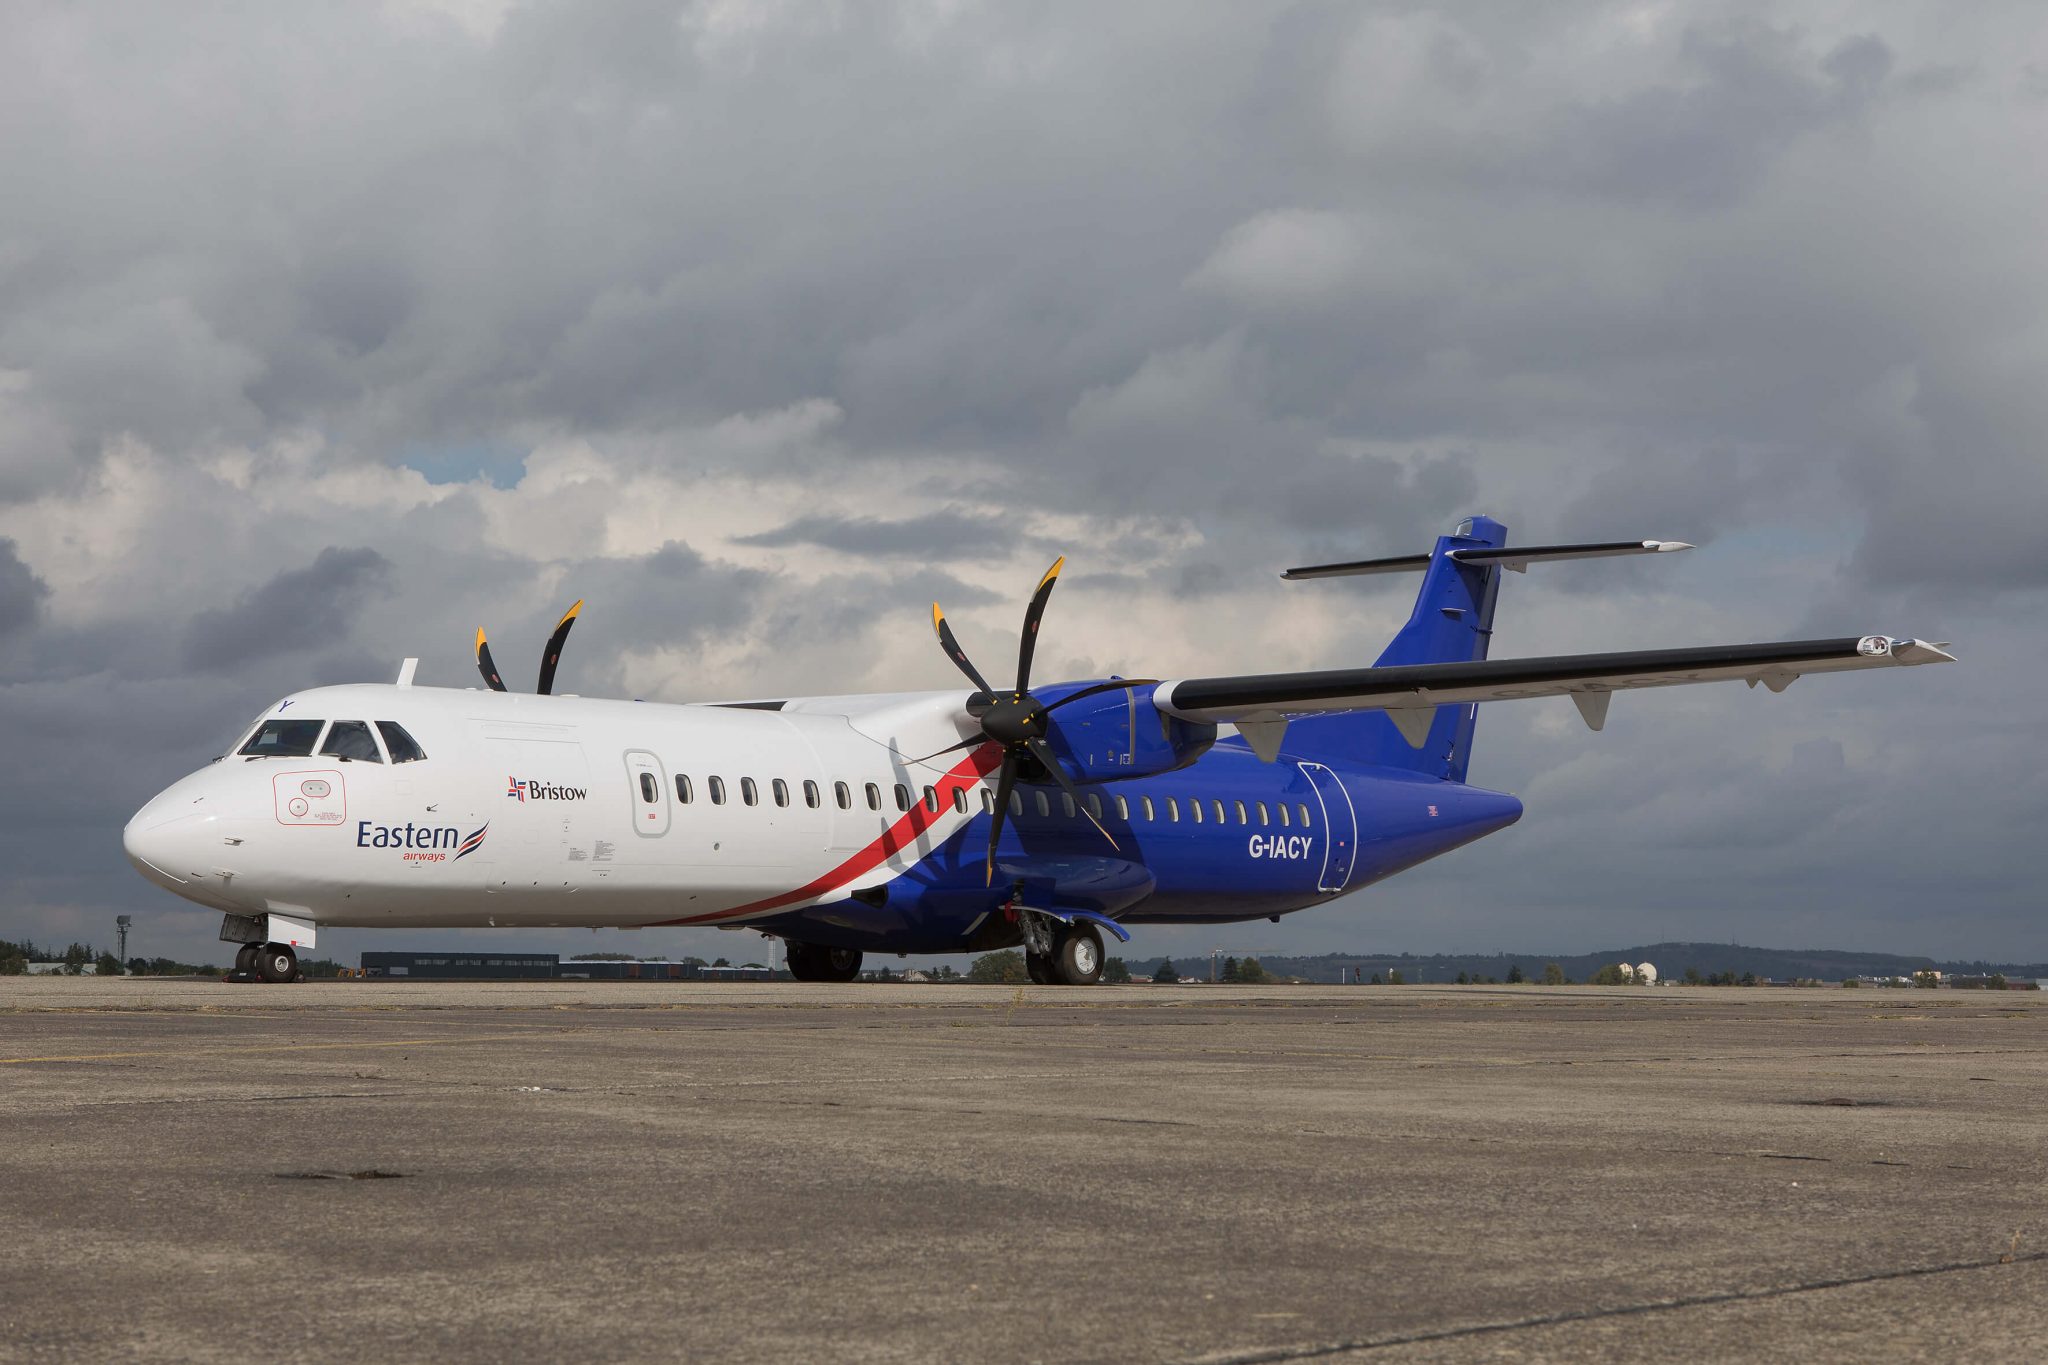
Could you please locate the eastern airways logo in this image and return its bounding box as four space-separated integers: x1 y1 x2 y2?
507 776 588 803
356 820 488 863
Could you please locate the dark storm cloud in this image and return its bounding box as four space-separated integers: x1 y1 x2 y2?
0 538 48 637
1550 28 1893 208
183 547 394 671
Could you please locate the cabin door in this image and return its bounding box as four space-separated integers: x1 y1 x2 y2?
1296 761 1358 893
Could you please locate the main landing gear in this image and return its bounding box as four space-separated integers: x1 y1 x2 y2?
785 941 863 983
1024 919 1104 987
231 942 301 984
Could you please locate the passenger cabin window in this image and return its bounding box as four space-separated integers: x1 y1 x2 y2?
1277 803 1290 827
865 783 881 811
1060 792 1076 819
239 718 325 758
893 784 910 812
772 778 789 808
1142 795 1156 821
1034 791 1050 818
709 776 727 805
320 720 383 763
1167 797 1180 822
1234 800 1247 825
741 777 759 806
1214 800 1228 824
1114 795 1128 820
835 781 851 810
1191 799 1204 824
1256 801 1270 826
1009 792 1023 817
1297 803 1313 828
676 774 693 804
639 773 658 803
1087 793 1103 821
981 790 994 814
924 786 939 813
803 780 821 809
376 721 427 763
951 788 968 814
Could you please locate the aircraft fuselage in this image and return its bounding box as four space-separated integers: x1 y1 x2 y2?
123 682 1523 956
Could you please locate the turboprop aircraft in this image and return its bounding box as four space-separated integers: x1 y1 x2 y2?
123 516 1953 984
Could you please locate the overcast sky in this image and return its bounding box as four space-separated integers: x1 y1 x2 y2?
3 0 2042 969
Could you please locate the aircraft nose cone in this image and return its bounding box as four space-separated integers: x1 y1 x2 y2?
123 808 194 887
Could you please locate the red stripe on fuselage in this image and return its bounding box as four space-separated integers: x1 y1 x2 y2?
653 743 1005 924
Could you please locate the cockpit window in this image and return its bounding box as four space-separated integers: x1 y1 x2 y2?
376 721 427 763
320 720 384 763
239 719 325 758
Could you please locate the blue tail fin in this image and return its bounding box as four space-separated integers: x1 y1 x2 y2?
1287 515 1506 782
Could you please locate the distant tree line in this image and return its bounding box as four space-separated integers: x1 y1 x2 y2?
1 934 237 977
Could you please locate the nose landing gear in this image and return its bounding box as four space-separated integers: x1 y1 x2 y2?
221 913 309 983
254 944 301 984
227 942 301 983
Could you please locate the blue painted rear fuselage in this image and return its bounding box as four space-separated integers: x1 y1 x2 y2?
760 739 1523 954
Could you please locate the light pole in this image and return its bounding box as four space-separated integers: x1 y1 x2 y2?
115 915 132 967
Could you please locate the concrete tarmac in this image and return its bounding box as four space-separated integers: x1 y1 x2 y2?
2 980 2042 1362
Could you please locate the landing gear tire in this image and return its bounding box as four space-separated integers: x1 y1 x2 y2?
234 944 259 974
786 942 863 984
1051 924 1103 986
254 944 299 984
1025 951 1052 984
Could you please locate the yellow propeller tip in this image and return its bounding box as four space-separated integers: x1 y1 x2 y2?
474 627 488 648
1037 556 1066 591
558 599 584 625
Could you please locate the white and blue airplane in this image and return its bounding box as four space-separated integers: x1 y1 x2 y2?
123 517 1953 984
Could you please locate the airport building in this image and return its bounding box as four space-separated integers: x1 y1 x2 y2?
361 952 557 979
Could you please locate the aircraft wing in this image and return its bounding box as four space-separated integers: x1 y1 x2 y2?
1152 635 1955 749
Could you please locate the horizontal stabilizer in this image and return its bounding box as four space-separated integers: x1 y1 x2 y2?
1157 635 1956 730
1282 539 1691 580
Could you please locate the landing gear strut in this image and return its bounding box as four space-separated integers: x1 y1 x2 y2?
785 941 863 983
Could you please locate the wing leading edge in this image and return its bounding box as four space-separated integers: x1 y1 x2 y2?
1153 635 1955 752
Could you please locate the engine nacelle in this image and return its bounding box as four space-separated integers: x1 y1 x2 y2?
1035 681 1216 784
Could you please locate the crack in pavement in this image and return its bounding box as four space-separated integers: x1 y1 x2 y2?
1179 1250 2048 1363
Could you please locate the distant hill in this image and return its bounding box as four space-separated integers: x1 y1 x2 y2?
1125 941 2048 984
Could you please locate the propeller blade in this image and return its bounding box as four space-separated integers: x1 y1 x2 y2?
985 755 1019 886
1015 556 1064 693
908 736 985 766
475 628 507 692
536 599 583 696
1026 735 1118 852
1043 678 1161 713
932 603 995 695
